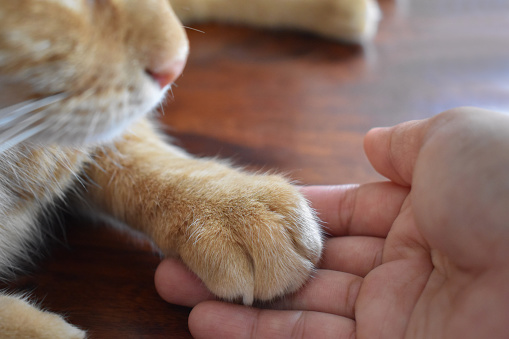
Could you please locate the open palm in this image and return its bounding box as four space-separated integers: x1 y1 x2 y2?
155 108 509 338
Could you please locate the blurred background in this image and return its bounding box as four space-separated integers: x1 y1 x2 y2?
161 0 509 185
4 0 509 337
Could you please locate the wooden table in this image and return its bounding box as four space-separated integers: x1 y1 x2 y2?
4 0 509 337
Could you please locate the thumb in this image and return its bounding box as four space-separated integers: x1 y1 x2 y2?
363 119 430 186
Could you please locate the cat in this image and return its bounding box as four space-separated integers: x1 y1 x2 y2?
0 0 379 337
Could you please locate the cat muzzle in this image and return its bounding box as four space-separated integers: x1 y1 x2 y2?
146 59 186 89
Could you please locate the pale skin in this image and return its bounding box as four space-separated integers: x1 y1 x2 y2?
154 107 509 338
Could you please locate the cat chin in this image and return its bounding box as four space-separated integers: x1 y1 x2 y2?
61 89 167 147
0 79 167 152
31 112 152 148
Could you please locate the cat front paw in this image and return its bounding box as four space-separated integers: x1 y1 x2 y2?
175 175 323 305
314 0 381 42
0 295 86 339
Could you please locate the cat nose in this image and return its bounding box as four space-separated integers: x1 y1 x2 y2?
146 59 186 89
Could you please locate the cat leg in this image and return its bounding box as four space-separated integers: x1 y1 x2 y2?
169 0 381 42
0 294 86 339
82 118 322 304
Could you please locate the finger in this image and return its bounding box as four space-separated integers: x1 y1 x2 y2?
320 236 384 277
154 258 215 307
300 182 408 237
155 258 363 318
271 269 361 318
189 301 355 339
363 119 429 186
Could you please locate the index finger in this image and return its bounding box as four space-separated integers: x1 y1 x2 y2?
300 183 408 238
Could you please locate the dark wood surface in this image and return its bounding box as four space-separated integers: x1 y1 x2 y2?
4 0 509 337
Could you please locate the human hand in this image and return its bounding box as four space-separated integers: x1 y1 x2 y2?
155 107 509 338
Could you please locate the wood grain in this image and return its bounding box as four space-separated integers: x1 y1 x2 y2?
3 0 509 337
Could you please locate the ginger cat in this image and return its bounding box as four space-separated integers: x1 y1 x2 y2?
0 0 379 337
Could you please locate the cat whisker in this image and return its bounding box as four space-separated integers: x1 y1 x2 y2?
84 111 102 144
0 108 52 137
0 112 41 135
0 93 68 127
182 26 205 34
0 110 55 153
158 102 166 116
167 85 175 101
0 93 69 151
0 123 48 154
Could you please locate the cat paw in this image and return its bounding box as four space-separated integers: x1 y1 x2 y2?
314 0 381 42
175 175 323 304
0 295 86 339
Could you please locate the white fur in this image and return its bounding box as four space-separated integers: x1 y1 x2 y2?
0 203 42 279
361 0 382 42
0 71 166 153
0 294 86 338
0 145 88 278
44 0 84 13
